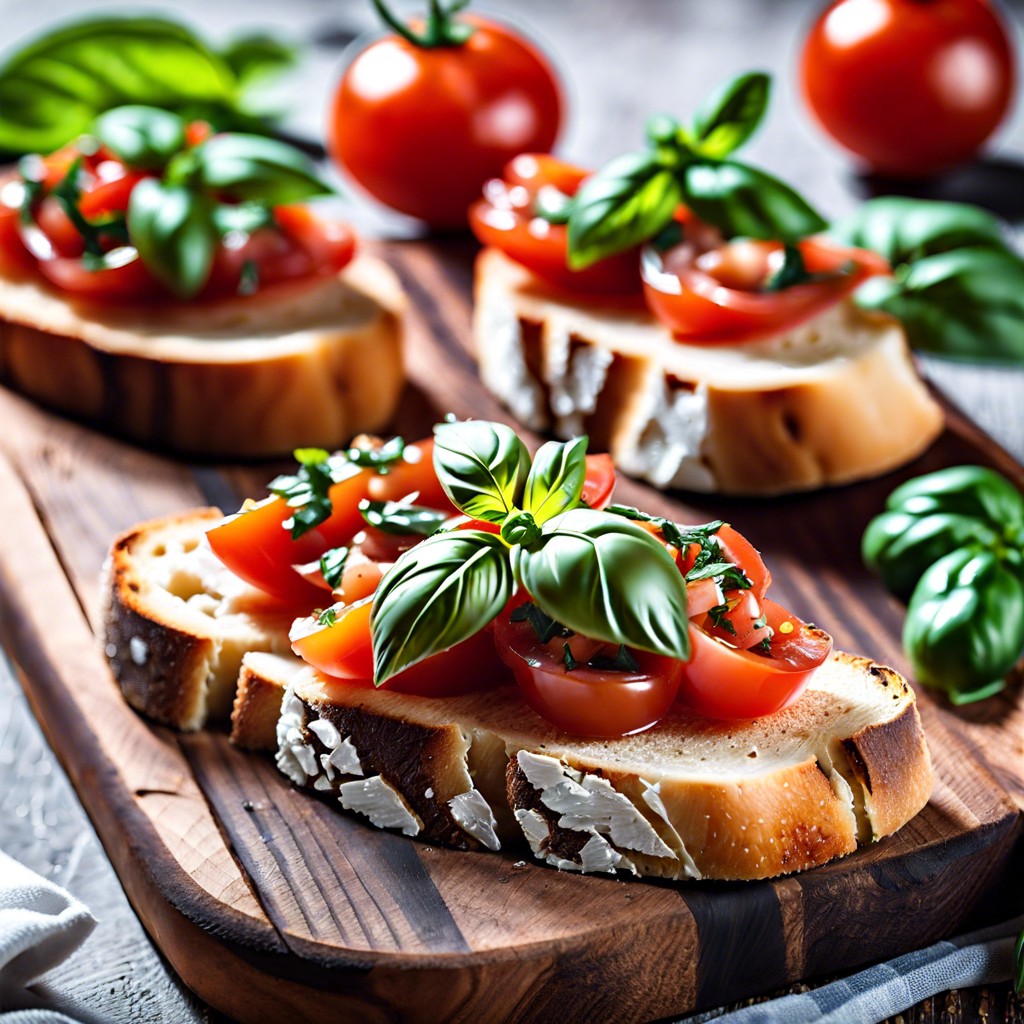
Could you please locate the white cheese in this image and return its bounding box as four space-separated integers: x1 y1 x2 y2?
339 776 421 836
543 318 615 437
578 833 631 875
641 779 702 880
275 686 314 786
516 751 675 861
448 789 501 851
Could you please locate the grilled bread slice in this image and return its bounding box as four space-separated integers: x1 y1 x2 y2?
0 253 405 458
101 509 932 881
473 248 944 496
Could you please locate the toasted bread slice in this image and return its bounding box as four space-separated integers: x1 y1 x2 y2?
102 510 932 881
0 253 405 458
473 248 944 496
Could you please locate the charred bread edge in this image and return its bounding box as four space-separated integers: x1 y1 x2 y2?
102 508 227 731
472 247 944 496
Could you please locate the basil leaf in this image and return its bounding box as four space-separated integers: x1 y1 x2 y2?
517 509 690 660
94 106 186 169
904 548 1024 703
319 547 349 590
212 202 275 235
359 500 449 536
268 448 337 539
126 179 217 299
522 436 588 525
567 151 681 269
830 197 1010 265
510 602 573 643
433 420 530 523
220 34 297 89
587 645 640 672
191 134 332 204
0 16 239 156
854 247 1024 363
883 465 1024 529
371 531 513 682
690 71 770 160
1015 929 1024 996
681 160 827 242
346 435 407 474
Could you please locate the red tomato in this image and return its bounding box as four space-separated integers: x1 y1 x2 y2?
801 0 1015 177
641 233 888 342
678 599 833 720
494 612 684 737
0 189 37 275
581 453 616 509
293 599 511 695
329 16 563 228
469 153 641 295
367 438 453 509
207 469 371 605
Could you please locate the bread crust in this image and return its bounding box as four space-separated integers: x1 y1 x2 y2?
0 253 406 458
102 509 933 881
473 248 944 495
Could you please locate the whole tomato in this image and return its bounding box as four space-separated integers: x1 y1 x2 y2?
328 5 563 227
800 0 1016 178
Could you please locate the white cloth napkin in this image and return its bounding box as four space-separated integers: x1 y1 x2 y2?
0 851 95 1020
683 913 1023 1024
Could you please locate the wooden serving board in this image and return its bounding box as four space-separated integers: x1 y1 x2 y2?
0 237 1022 1024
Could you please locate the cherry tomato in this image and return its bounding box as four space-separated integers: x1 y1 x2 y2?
801 0 1016 177
329 15 563 228
494 612 684 737
469 154 641 295
367 438 453 509
641 232 888 342
581 453 616 509
292 598 511 695
678 599 833 719
0 187 39 275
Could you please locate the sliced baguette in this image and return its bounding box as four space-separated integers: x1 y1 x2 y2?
0 253 406 458
102 510 932 881
473 248 944 496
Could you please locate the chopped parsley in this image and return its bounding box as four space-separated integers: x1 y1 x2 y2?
707 603 737 636
562 642 578 670
269 448 337 539
753 636 773 655
317 607 338 627
319 546 350 589
587 645 640 672
511 602 573 644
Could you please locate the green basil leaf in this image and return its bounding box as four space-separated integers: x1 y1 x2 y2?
522 436 588 525
862 509 998 599
510 602 573 643
220 33 297 89
433 420 530 523
319 546 349 590
1015 929 1024 996
371 531 513 682
191 133 332 203
359 500 449 537
904 548 1024 703
346 435 407 474
830 197 1010 265
212 201 275 236
883 465 1024 528
567 151 681 269
126 179 217 299
690 71 770 160
0 16 238 156
517 509 690 660
94 106 186 169
854 247 1024 363
681 160 827 242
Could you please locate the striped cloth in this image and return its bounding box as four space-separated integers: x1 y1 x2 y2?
683 914 1023 1024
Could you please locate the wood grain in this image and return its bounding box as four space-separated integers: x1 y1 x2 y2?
0 229 1022 1020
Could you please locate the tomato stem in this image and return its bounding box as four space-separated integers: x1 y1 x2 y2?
368 0 473 48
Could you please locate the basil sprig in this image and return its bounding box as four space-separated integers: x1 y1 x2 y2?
831 198 1024 363
863 466 1024 703
370 421 691 684
90 105 331 298
566 71 826 269
0 15 296 158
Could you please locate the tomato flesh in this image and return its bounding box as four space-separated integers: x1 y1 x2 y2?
494 613 683 737
679 599 832 720
642 233 889 342
469 153 641 296
329 17 562 228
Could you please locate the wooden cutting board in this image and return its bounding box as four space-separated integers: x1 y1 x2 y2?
0 238 1021 1024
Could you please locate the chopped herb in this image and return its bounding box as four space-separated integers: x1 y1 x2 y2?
319 546 349 589
238 258 259 296
563 642 578 670
685 560 751 591
752 613 768 630
346 435 406 474
588 645 640 672
534 184 574 225
359 499 448 537
317 607 337 627
753 635 772 655
511 601 573 644
269 449 336 539
49 157 128 256
707 603 737 636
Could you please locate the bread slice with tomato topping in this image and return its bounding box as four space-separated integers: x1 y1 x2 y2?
102 507 932 881
0 251 406 458
473 248 943 496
